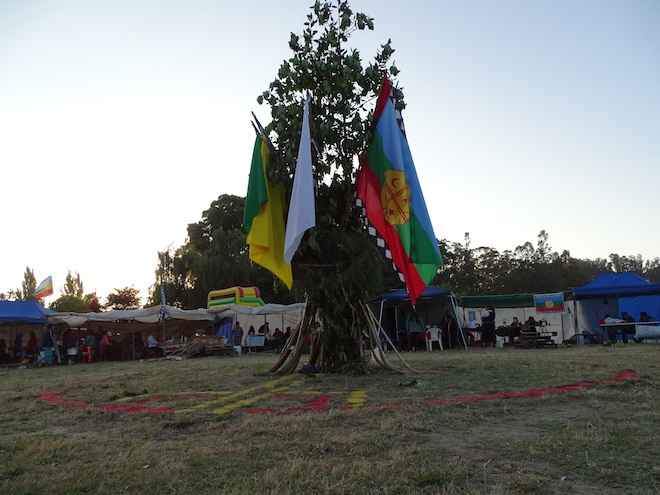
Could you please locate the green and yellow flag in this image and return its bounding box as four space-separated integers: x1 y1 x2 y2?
243 134 292 289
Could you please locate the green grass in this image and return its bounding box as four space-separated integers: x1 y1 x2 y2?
1 345 659 494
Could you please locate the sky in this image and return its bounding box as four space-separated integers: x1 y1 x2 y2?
1 0 659 303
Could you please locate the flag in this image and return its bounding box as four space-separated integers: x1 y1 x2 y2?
356 78 442 304
534 293 565 313
284 97 315 262
34 276 53 300
243 133 293 288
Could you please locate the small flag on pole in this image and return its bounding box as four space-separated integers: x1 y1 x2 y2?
284 96 316 262
34 276 53 300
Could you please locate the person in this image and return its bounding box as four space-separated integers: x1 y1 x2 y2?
25 331 39 361
133 333 144 359
271 327 284 351
247 325 256 336
232 321 244 347
481 307 496 347
14 332 23 360
406 311 424 351
145 334 162 358
258 322 270 337
100 331 112 361
509 316 522 343
0 339 9 363
284 326 291 340
466 318 479 347
640 312 653 322
63 329 79 364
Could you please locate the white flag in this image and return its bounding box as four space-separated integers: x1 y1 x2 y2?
284 97 316 262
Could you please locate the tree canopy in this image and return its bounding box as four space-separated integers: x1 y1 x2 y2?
149 194 294 309
106 287 141 311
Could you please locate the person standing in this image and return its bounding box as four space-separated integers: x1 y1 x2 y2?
25 331 39 361
232 321 244 347
13 332 24 360
100 332 112 361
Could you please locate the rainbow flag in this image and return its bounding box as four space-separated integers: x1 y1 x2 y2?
534 292 565 313
356 78 442 304
34 276 53 300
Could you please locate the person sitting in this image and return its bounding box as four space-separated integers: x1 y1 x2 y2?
63 329 79 364
13 332 24 361
406 311 425 351
248 326 256 336
145 334 163 358
640 311 654 323
509 316 522 342
0 339 9 363
258 322 270 338
465 319 479 346
25 331 39 361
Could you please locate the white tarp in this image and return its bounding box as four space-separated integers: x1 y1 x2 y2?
48 303 306 328
48 305 214 327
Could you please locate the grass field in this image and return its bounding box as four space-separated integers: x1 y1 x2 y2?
1 345 659 494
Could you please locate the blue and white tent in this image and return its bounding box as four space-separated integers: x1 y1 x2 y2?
573 272 660 339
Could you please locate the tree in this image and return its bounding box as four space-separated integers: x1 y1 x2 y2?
11 266 38 301
257 0 400 372
50 295 91 313
150 194 294 309
106 287 141 310
49 271 101 313
63 271 84 298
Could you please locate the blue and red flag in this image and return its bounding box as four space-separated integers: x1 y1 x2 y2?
356 78 442 304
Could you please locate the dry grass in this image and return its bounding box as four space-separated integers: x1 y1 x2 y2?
1 345 659 494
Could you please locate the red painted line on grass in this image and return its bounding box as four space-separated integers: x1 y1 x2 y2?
38 391 174 415
243 394 332 415
427 369 639 407
38 370 639 416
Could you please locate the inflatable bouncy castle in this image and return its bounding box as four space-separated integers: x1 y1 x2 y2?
207 286 265 310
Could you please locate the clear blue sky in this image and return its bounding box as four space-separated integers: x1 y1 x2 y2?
1 0 658 301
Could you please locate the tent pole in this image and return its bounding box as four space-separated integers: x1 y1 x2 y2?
378 299 385 350
450 296 468 351
394 305 399 346
574 299 579 342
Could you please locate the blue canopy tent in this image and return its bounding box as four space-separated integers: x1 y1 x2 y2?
0 301 48 325
373 286 468 350
573 273 660 340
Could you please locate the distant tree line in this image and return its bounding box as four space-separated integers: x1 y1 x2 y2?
0 269 140 312
148 194 660 308
436 231 660 295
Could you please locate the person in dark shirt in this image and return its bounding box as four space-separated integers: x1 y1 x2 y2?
232 322 244 347
25 331 39 360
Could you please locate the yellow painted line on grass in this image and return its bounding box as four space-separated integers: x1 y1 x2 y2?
346 389 368 409
177 374 301 413
113 391 233 403
211 386 292 416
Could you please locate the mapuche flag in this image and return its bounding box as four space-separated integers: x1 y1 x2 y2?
356 78 442 304
243 133 293 289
